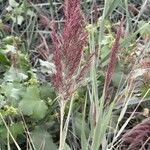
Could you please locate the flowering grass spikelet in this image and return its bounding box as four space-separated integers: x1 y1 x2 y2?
50 0 92 100
104 17 124 101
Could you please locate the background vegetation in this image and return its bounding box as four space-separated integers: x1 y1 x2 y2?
0 0 150 150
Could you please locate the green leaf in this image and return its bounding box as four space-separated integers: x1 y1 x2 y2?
1 82 22 103
9 122 24 139
0 52 10 65
9 0 19 7
104 0 120 19
27 9 35 17
22 86 40 101
17 15 24 25
0 123 23 144
33 100 48 119
138 21 150 38
19 100 37 116
15 1 28 14
19 86 48 119
17 53 30 71
101 45 110 66
4 67 28 82
141 84 150 98
39 59 56 74
91 100 114 150
39 84 56 100
2 36 21 45
31 126 57 150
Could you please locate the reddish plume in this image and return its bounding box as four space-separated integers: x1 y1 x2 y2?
91 0 99 23
104 17 124 101
122 118 150 150
50 22 63 93
50 0 92 100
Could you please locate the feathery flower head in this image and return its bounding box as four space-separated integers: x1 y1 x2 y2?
50 0 92 100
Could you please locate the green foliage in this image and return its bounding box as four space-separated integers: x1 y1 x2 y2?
0 34 55 148
1 82 22 103
0 122 24 144
39 84 56 100
6 0 29 25
4 67 28 82
19 86 48 119
138 20 150 38
73 112 90 139
0 51 10 65
31 126 57 150
141 84 150 98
